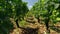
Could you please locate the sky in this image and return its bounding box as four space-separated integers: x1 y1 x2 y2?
22 0 38 9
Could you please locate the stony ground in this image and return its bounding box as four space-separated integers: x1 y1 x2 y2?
9 16 60 34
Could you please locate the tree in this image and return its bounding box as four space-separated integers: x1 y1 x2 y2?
0 0 29 34
29 0 60 33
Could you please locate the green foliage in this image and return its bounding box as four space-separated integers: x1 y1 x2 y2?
19 20 28 27
0 0 29 34
29 0 60 23
0 18 14 34
0 0 29 20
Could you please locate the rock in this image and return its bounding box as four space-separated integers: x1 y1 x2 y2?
10 28 23 34
50 29 58 34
